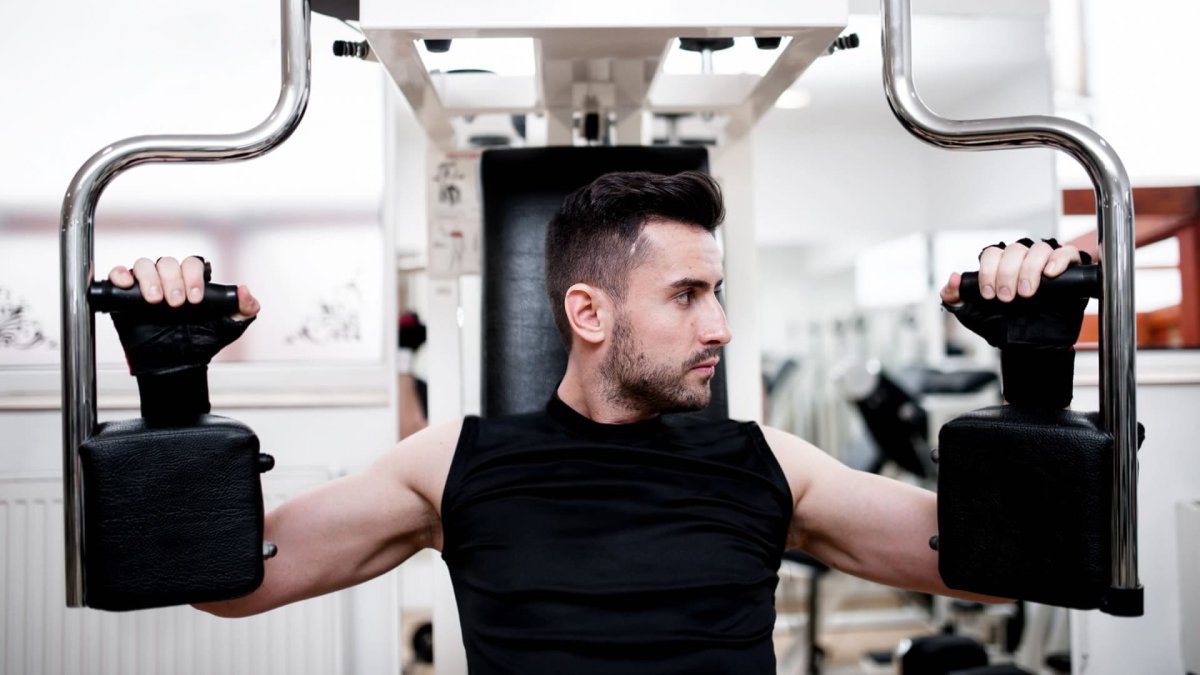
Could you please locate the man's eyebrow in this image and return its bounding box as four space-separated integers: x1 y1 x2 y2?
668 278 724 291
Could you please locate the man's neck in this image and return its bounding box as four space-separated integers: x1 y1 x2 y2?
557 360 658 425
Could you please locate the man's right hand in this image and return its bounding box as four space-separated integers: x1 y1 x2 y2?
106 257 261 422
107 256 260 321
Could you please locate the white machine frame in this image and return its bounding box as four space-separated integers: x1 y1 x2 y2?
361 0 849 148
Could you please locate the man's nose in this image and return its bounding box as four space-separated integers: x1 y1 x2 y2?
700 298 732 346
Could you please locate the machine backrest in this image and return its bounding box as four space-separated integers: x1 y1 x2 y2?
479 146 729 420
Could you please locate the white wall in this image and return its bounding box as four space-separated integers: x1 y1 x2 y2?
756 7 1200 673
0 1 385 211
756 246 858 357
752 11 1056 356
1055 2 1200 672
919 59 1057 236
1070 354 1200 675
753 107 931 256
1056 0 1200 188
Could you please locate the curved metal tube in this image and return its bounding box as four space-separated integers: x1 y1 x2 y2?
59 0 311 606
880 0 1139 607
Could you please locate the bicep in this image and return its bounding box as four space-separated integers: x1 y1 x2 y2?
764 426 945 595
795 463 941 590
263 467 436 602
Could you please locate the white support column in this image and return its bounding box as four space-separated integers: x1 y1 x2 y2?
420 138 474 672
425 276 470 674
712 136 764 422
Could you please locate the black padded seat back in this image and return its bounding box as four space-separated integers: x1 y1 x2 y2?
479 147 728 420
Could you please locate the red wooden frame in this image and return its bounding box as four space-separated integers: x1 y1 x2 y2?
1064 186 1200 347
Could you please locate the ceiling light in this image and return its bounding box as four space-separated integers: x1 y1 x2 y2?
774 87 812 110
417 38 537 77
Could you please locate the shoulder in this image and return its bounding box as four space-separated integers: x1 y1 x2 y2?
378 417 467 515
757 424 848 505
757 424 820 455
395 417 467 461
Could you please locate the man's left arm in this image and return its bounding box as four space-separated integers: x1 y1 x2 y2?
762 239 1084 600
762 426 989 599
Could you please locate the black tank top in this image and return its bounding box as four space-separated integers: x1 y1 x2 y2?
440 396 794 674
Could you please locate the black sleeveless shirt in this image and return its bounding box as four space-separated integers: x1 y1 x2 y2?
440 396 794 674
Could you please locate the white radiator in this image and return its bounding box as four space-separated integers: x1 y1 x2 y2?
1 470 343 675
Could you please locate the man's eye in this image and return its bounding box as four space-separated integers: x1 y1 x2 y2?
674 291 694 305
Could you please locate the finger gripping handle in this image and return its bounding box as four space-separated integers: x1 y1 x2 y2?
959 264 1101 303
88 281 239 319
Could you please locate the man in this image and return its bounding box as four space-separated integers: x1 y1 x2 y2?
107 171 1083 673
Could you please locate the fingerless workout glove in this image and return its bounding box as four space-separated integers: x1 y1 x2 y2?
945 251 1091 409
112 313 254 424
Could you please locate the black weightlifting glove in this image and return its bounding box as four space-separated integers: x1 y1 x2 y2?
111 290 254 426
113 314 254 424
945 241 1092 409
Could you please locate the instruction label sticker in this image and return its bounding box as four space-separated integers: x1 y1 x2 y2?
427 150 482 279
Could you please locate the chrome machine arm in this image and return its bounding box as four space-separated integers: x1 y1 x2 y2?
881 0 1140 613
59 0 312 606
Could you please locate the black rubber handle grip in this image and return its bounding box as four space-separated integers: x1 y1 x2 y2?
959 263 1101 302
88 281 239 319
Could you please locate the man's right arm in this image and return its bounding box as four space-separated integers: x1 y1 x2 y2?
195 418 461 618
104 256 461 617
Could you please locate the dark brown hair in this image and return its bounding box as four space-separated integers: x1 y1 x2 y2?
544 170 725 348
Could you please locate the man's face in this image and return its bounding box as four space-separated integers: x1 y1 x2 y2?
600 219 732 414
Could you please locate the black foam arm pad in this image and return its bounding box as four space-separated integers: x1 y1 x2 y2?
79 415 265 611
936 406 1145 613
937 407 1110 608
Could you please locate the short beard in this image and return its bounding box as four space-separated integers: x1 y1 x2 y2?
600 314 717 416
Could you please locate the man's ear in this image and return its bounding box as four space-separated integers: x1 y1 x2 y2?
564 283 611 346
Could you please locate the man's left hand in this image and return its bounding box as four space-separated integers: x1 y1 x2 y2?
940 239 1085 306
